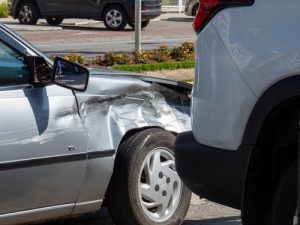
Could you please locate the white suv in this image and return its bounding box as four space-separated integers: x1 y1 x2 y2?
175 0 298 224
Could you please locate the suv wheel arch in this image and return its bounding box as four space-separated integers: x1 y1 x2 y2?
100 3 130 21
242 75 300 146
241 76 300 225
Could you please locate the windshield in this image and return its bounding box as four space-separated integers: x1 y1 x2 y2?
0 23 53 65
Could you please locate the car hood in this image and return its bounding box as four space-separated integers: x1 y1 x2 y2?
89 68 192 94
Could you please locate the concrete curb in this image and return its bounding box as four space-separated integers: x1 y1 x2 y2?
3 24 62 31
0 13 192 31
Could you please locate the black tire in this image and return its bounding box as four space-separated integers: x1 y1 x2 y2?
18 2 39 25
192 3 199 16
270 162 297 225
46 17 64 26
106 128 191 225
128 19 151 29
103 6 128 31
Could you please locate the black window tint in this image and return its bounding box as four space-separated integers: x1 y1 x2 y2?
0 41 30 86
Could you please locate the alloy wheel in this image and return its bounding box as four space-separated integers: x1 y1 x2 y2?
19 6 32 23
105 9 123 28
138 147 183 222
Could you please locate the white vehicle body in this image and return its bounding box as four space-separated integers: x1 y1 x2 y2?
175 0 299 224
194 0 300 150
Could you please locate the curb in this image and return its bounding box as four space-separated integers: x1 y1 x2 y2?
4 24 62 31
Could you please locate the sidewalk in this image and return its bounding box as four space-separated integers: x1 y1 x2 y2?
0 13 193 31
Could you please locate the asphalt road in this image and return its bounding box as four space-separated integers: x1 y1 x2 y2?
13 17 195 56
39 196 241 225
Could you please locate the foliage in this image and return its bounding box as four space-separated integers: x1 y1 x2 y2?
0 2 9 18
64 53 85 64
55 42 195 71
133 51 153 64
151 44 171 62
171 42 195 61
100 51 132 66
111 60 194 72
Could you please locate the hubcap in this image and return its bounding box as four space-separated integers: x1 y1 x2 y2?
19 6 32 23
138 148 182 222
106 9 122 28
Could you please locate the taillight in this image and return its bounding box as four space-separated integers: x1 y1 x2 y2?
193 0 254 32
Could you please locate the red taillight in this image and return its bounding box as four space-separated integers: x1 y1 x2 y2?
193 0 254 32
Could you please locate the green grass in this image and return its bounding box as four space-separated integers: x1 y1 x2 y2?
111 60 194 72
0 2 8 18
0 2 9 18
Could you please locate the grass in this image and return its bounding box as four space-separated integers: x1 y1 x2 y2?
111 60 194 72
0 2 8 18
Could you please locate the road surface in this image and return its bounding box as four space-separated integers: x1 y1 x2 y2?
13 17 195 56
40 195 241 225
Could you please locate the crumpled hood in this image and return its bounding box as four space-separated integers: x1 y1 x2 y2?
74 68 191 153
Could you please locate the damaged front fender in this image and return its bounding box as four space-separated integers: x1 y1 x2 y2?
75 73 191 152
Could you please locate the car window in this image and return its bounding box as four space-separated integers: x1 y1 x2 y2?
0 41 31 86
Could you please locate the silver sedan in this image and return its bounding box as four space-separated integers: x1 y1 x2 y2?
0 24 192 225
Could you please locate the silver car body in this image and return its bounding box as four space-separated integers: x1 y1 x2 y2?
0 24 191 224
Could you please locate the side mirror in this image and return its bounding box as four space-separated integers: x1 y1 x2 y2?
52 57 89 92
27 56 52 87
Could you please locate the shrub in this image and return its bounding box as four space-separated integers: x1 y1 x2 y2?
0 2 8 18
53 41 195 69
101 52 132 66
133 51 153 64
64 53 85 64
92 55 103 65
171 42 194 61
151 44 171 62
101 51 116 66
114 53 132 65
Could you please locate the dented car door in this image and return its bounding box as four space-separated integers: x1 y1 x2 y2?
0 38 87 218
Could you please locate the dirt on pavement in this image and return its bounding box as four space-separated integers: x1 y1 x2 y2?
146 68 195 82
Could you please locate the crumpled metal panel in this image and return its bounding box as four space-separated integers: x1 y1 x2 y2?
75 74 191 152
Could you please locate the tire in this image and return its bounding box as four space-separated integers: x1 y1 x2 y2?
18 2 39 25
106 128 191 225
192 3 199 16
128 19 151 29
46 17 64 26
270 162 297 225
103 6 128 31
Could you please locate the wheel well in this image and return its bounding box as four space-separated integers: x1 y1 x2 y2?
192 3 199 16
242 98 299 224
118 126 177 150
101 3 129 21
15 0 41 18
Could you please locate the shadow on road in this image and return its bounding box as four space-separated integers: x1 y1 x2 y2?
61 25 133 32
39 209 241 225
164 17 194 22
183 216 241 225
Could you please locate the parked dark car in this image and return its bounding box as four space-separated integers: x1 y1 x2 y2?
7 0 161 30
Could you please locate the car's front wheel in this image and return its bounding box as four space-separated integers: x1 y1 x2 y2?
18 2 39 25
106 128 191 225
46 17 64 26
103 6 128 31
